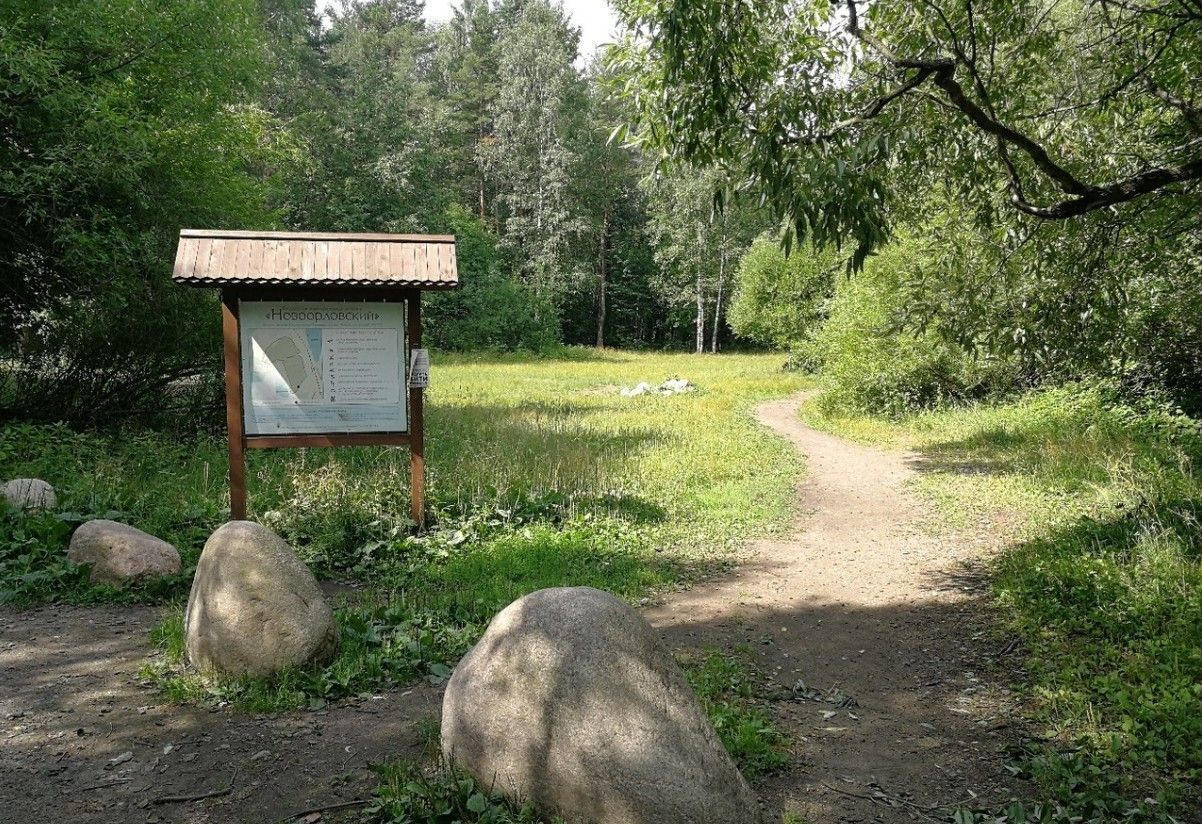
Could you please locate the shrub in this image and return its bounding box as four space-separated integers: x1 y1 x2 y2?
727 233 837 361
811 233 1015 417
423 207 557 352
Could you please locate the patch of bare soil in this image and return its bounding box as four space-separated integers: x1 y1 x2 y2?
0 604 440 823
644 394 1029 822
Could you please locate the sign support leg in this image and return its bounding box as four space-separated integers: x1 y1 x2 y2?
222 290 248 520
408 292 425 529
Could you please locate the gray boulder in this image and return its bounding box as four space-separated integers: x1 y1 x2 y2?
3 478 56 510
67 519 181 586
184 521 338 678
442 586 762 824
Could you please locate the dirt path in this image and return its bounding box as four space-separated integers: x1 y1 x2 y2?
645 394 1025 822
0 603 440 823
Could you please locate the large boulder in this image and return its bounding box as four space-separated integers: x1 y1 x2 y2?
184 521 338 678
67 519 181 586
442 587 762 824
3 478 56 511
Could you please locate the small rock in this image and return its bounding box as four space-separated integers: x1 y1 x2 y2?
185 521 338 678
68 520 181 586
250 749 271 761
620 381 653 397
659 377 693 393
3 478 56 511
107 751 133 768
442 586 761 824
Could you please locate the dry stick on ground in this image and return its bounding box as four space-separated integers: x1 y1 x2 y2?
820 781 974 822
152 767 237 805
822 783 942 821
276 798 371 822
79 777 132 791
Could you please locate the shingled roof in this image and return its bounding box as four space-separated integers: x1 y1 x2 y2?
172 229 458 289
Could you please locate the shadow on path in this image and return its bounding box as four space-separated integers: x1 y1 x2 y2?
644 393 1030 823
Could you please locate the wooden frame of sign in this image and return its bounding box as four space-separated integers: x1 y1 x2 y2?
172 230 459 527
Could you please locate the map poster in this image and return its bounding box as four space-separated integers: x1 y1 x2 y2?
239 301 408 435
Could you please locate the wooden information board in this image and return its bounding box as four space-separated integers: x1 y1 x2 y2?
172 230 459 527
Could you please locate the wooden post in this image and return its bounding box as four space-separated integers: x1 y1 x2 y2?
221 290 248 520
408 291 425 528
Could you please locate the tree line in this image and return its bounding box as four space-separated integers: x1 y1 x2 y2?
0 0 761 424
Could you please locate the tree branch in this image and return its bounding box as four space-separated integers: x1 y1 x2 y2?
783 66 938 143
1148 83 1202 134
842 0 1202 218
1009 156 1202 218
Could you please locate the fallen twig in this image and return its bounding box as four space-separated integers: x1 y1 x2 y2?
276 798 371 822
79 777 132 791
821 781 942 822
152 767 237 805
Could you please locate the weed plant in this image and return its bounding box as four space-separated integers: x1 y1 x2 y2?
680 648 791 778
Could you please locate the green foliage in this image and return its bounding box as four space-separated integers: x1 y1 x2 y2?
811 382 1202 818
368 762 554 824
810 234 1014 417
681 649 791 778
0 507 87 605
0 506 196 606
275 0 451 233
610 0 1202 409
424 208 558 352
0 0 286 423
485 0 584 311
145 600 479 712
727 233 837 359
641 168 770 352
0 422 222 604
610 0 1202 264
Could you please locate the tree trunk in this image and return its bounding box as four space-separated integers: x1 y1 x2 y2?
596 208 608 348
695 224 706 354
479 170 486 221
712 248 725 353
711 221 726 353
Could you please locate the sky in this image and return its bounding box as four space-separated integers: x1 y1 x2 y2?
422 0 620 59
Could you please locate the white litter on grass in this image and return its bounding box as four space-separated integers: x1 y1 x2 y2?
619 378 695 397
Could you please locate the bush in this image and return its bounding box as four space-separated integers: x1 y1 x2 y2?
0 1 282 425
811 233 1015 417
424 207 558 352
727 233 837 361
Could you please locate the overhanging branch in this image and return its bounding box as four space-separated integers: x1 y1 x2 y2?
842 0 1202 219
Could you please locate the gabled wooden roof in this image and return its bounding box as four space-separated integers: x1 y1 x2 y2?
172 229 459 289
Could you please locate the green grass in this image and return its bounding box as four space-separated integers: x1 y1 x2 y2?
143 601 479 711
1 350 807 699
680 648 792 778
0 350 808 607
805 381 1202 821
367 761 559 824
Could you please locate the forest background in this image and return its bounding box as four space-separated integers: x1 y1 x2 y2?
4 0 1201 425
1 0 778 425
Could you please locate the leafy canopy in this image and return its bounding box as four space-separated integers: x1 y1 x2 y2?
609 0 1202 266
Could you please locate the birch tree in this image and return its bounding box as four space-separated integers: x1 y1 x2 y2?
486 0 585 314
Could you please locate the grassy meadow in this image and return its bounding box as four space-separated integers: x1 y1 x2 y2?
1 350 809 713
805 383 1202 820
